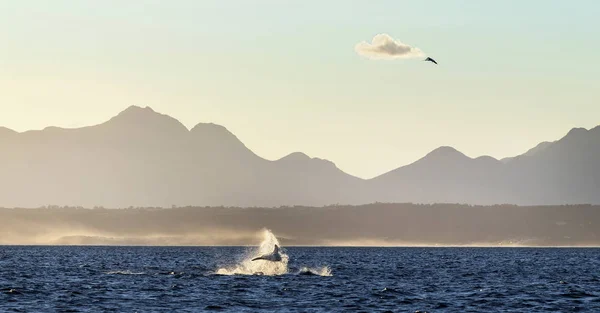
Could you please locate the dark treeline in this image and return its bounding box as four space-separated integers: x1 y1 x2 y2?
1 203 598 246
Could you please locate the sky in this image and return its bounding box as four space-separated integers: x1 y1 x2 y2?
1 0 599 179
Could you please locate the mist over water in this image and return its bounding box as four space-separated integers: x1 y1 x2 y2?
3 204 599 247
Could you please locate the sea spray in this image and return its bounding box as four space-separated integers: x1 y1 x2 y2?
215 229 332 276
215 229 289 275
297 266 333 276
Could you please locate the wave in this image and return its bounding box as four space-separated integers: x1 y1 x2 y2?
106 270 145 275
296 266 332 277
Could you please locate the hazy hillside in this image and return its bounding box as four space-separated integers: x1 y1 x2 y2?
501 127 600 205
0 106 598 207
0 106 366 208
1 204 598 246
372 126 600 205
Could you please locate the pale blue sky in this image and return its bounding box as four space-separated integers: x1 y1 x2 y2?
1 0 599 178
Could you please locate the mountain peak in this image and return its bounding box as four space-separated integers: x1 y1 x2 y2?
114 105 160 121
190 122 254 156
279 152 311 162
190 122 230 134
0 127 17 140
276 152 340 174
106 105 188 134
190 123 242 143
0 126 17 135
555 127 593 146
407 146 471 168
565 127 587 138
123 105 155 113
475 155 499 162
424 146 468 159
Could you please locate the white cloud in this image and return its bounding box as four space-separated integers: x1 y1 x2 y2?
355 34 424 60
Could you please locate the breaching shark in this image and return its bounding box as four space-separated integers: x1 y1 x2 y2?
251 245 282 262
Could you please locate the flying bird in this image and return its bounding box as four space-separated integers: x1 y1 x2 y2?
424 57 438 65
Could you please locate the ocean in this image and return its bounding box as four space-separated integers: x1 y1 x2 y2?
1 240 599 312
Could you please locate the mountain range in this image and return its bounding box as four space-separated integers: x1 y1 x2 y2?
0 106 598 207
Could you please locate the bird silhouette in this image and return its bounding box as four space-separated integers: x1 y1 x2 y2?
424 57 438 64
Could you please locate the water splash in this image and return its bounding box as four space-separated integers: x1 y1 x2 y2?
215 229 289 276
297 266 332 277
215 229 333 277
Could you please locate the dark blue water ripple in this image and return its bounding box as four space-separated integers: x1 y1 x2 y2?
0 247 599 312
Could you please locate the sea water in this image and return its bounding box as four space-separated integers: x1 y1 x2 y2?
1 239 599 311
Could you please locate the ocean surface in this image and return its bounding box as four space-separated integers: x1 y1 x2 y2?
1 244 599 312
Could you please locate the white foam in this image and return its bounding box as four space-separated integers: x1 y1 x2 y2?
215 229 289 276
215 229 333 277
297 266 332 277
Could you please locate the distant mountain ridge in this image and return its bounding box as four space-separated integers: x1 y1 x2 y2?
0 106 598 207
